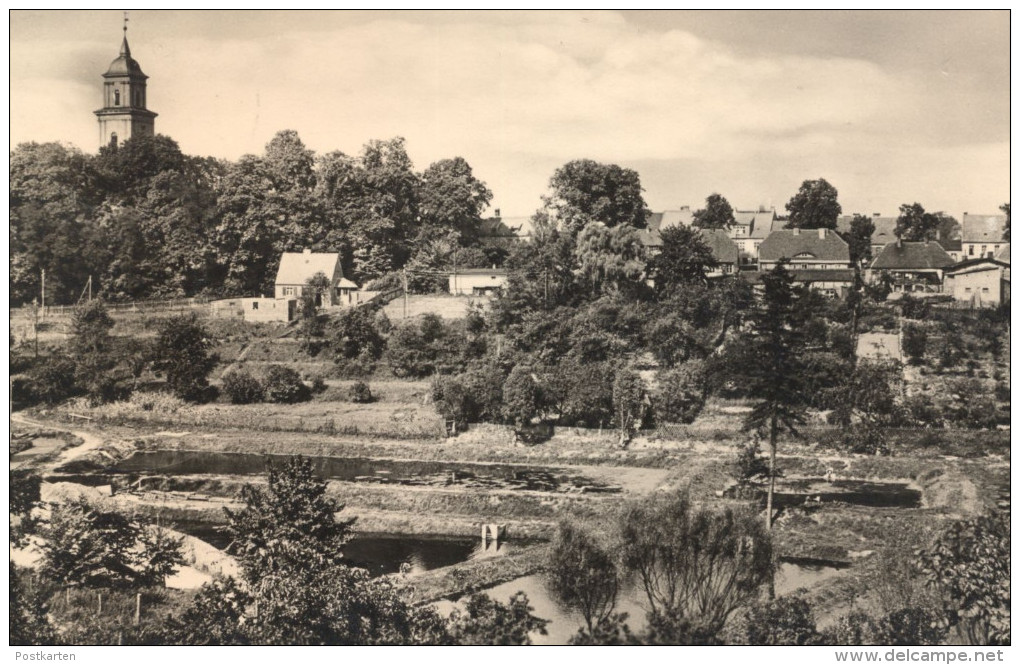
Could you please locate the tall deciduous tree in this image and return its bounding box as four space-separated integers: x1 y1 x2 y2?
543 159 649 235
573 222 647 295
648 226 718 294
417 157 493 244
894 203 958 242
785 178 841 230
1000 203 1010 241
692 193 736 229
846 213 876 267
741 261 807 529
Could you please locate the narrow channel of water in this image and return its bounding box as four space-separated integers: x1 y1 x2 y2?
172 520 522 577
726 478 921 509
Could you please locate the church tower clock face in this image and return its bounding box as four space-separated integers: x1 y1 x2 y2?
94 15 157 149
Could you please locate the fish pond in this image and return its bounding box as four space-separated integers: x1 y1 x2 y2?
109 450 619 494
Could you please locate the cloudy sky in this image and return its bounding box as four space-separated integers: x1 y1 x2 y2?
10 9 1010 218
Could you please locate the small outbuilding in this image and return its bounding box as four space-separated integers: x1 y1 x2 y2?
449 268 508 296
943 258 1010 308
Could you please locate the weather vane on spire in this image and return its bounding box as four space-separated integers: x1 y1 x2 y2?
123 11 129 34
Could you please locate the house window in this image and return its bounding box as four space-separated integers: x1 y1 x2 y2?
965 287 972 293
114 89 120 106
283 287 295 296
252 302 259 310
968 246 975 256
982 287 990 293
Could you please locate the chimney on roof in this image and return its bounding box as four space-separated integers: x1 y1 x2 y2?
818 228 826 239
303 248 311 254
897 238 902 249
793 228 801 236
936 230 941 241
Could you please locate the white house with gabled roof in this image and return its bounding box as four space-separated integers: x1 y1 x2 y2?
274 249 348 306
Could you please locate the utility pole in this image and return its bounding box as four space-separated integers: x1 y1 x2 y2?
402 269 408 319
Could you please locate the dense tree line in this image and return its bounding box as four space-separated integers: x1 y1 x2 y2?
11 132 494 305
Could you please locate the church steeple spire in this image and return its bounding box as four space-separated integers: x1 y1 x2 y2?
120 11 131 57
94 13 156 149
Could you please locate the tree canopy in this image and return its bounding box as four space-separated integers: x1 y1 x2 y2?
692 193 735 229
784 178 842 229
894 203 958 242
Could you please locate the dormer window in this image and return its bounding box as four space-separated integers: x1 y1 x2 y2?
114 89 121 106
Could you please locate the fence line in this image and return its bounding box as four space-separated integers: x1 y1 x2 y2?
13 296 212 318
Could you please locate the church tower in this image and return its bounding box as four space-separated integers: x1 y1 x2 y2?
94 18 157 149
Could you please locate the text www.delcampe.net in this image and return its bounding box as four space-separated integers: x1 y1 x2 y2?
835 650 1005 663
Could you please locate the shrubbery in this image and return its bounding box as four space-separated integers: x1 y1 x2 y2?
263 365 311 404
348 380 373 403
222 368 265 404
653 361 707 424
386 313 465 378
902 323 927 365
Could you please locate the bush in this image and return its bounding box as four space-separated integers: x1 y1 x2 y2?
348 381 373 403
386 314 465 378
263 365 311 404
732 438 770 484
901 324 927 365
612 369 646 441
544 360 615 428
898 294 930 320
654 361 707 424
740 596 820 645
151 315 218 403
29 355 79 404
311 376 328 394
331 307 387 363
842 422 889 455
432 376 475 430
901 393 942 427
502 365 540 427
222 368 264 404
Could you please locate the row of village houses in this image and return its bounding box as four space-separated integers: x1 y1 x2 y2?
497 207 1010 307
217 209 1008 322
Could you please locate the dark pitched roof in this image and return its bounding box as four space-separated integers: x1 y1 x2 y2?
936 237 962 252
700 228 739 264
870 241 955 270
836 215 898 246
757 229 850 263
961 213 1007 243
994 243 1010 263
